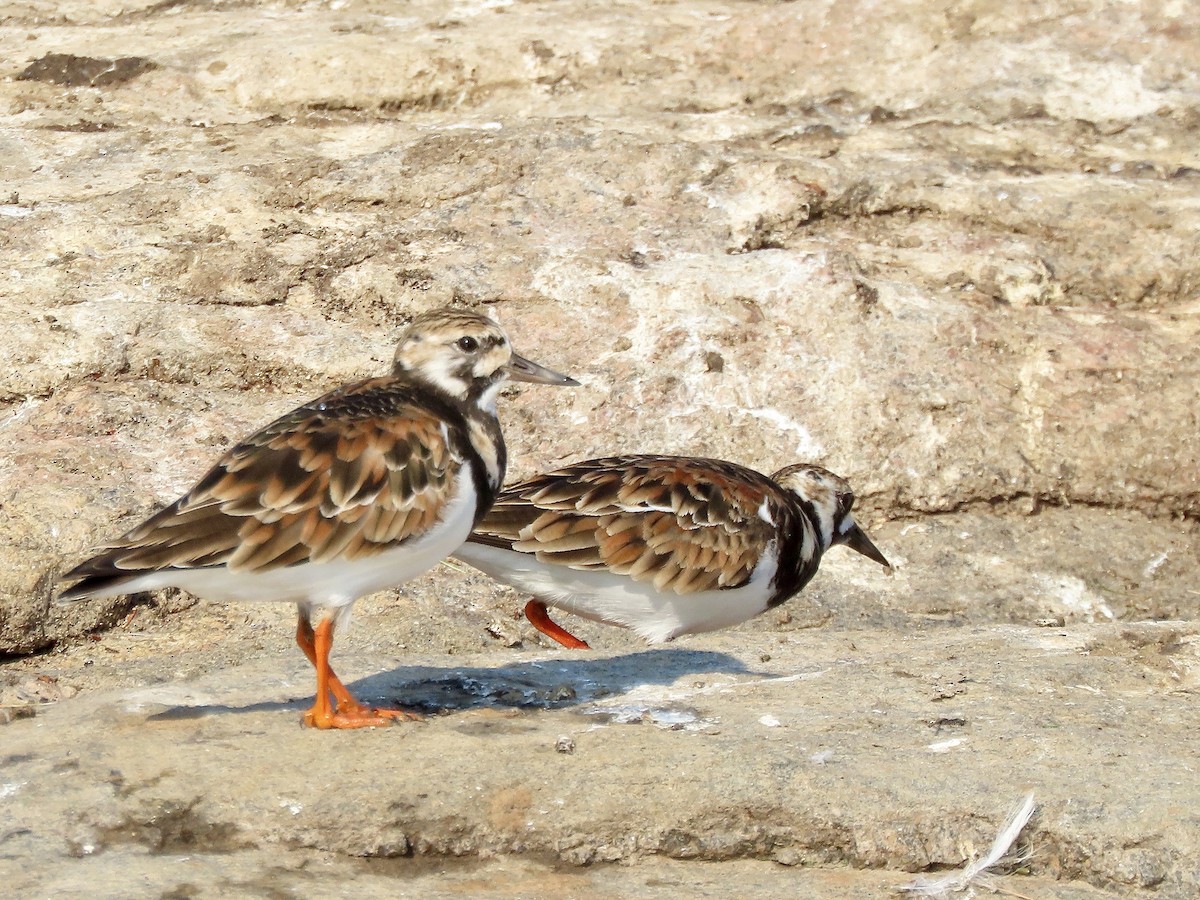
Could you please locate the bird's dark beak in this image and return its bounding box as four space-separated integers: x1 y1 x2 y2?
505 352 580 386
841 522 892 572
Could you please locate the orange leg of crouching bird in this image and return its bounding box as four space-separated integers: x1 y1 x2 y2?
295 612 421 729
524 600 591 650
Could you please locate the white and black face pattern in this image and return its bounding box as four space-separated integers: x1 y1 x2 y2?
393 311 513 407
771 463 890 569
770 464 855 551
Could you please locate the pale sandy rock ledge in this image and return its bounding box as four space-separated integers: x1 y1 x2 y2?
1 0 1198 895
2 621 1197 898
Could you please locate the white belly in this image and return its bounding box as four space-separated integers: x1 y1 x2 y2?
110 476 478 609
453 541 778 643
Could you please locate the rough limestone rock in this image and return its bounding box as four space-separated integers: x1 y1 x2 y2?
1 0 1197 895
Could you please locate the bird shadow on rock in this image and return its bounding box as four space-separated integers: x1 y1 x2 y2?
351 647 766 715
147 648 762 722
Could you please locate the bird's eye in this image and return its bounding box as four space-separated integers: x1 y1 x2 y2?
456 336 479 353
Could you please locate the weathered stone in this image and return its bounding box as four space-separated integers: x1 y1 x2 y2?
2 623 1198 897
1 0 1198 894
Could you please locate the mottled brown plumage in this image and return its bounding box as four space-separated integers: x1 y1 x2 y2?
61 381 461 590
457 455 890 646
59 308 578 728
474 457 782 595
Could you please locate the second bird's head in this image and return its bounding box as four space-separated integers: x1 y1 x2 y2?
771 464 891 570
393 308 579 408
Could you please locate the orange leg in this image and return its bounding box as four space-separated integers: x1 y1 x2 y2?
298 614 421 729
295 612 358 711
524 600 591 650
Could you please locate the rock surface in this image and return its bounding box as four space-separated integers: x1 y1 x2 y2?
4 617 1198 898
1 0 1198 895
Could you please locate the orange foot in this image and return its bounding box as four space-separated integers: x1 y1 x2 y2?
298 614 424 729
525 600 591 650
303 703 422 730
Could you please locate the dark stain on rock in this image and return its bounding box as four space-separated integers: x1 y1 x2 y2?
41 120 119 132
97 798 245 854
17 53 158 88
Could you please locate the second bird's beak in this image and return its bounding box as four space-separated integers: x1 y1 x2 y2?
841 521 892 572
505 352 580 386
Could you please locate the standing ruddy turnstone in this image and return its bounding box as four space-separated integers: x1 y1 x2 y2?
453 455 890 647
58 308 577 728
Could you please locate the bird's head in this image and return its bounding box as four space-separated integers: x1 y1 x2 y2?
771 463 891 570
393 308 578 409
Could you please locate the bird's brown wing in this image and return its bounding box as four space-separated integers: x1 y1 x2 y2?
470 455 779 594
60 379 463 596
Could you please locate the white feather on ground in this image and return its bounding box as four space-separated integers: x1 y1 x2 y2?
900 793 1037 898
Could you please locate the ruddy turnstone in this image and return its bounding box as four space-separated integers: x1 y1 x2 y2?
453 455 890 647
58 308 577 728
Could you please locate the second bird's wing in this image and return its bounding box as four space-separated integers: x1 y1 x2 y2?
470 455 780 595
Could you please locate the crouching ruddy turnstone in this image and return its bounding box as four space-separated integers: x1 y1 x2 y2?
453 455 890 647
58 308 577 729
